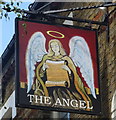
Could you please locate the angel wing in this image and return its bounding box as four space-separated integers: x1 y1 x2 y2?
69 36 96 99
26 32 47 93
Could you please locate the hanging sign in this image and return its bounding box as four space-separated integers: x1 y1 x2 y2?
15 18 101 114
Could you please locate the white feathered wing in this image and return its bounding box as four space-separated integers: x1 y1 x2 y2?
26 32 47 93
69 36 96 99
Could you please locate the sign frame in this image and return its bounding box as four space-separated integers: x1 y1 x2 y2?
15 18 101 115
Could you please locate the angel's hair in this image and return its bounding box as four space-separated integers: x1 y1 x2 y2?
48 39 66 56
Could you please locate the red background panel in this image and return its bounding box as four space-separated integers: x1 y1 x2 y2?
18 20 99 88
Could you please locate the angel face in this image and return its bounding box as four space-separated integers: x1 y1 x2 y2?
50 41 60 53
48 39 66 56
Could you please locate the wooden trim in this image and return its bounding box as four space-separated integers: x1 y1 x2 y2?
20 82 27 88
85 87 99 95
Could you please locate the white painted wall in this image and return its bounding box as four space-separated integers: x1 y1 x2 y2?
0 91 16 119
111 90 116 120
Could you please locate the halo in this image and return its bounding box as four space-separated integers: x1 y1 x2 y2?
47 31 65 38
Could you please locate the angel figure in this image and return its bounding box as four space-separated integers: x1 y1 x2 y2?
26 32 97 110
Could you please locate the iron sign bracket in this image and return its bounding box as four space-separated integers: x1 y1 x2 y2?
38 2 115 42
12 2 115 42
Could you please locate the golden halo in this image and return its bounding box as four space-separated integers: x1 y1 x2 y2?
47 31 65 38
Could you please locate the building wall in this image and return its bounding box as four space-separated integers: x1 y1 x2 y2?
0 2 115 119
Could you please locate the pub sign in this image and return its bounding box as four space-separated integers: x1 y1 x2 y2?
15 18 101 114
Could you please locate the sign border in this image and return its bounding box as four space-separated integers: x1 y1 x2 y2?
15 18 102 115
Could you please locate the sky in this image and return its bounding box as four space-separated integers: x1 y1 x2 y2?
0 1 35 57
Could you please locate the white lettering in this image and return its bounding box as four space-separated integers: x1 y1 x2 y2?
62 98 70 107
44 96 51 105
87 101 93 110
27 94 34 103
27 94 93 110
79 100 86 109
35 95 43 104
54 98 62 106
70 99 78 107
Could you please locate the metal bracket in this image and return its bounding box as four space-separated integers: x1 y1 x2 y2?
43 3 116 14
36 3 115 27
27 2 115 42
3 2 114 42
42 13 107 26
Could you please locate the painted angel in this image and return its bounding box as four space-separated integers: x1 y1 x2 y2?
25 32 97 109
